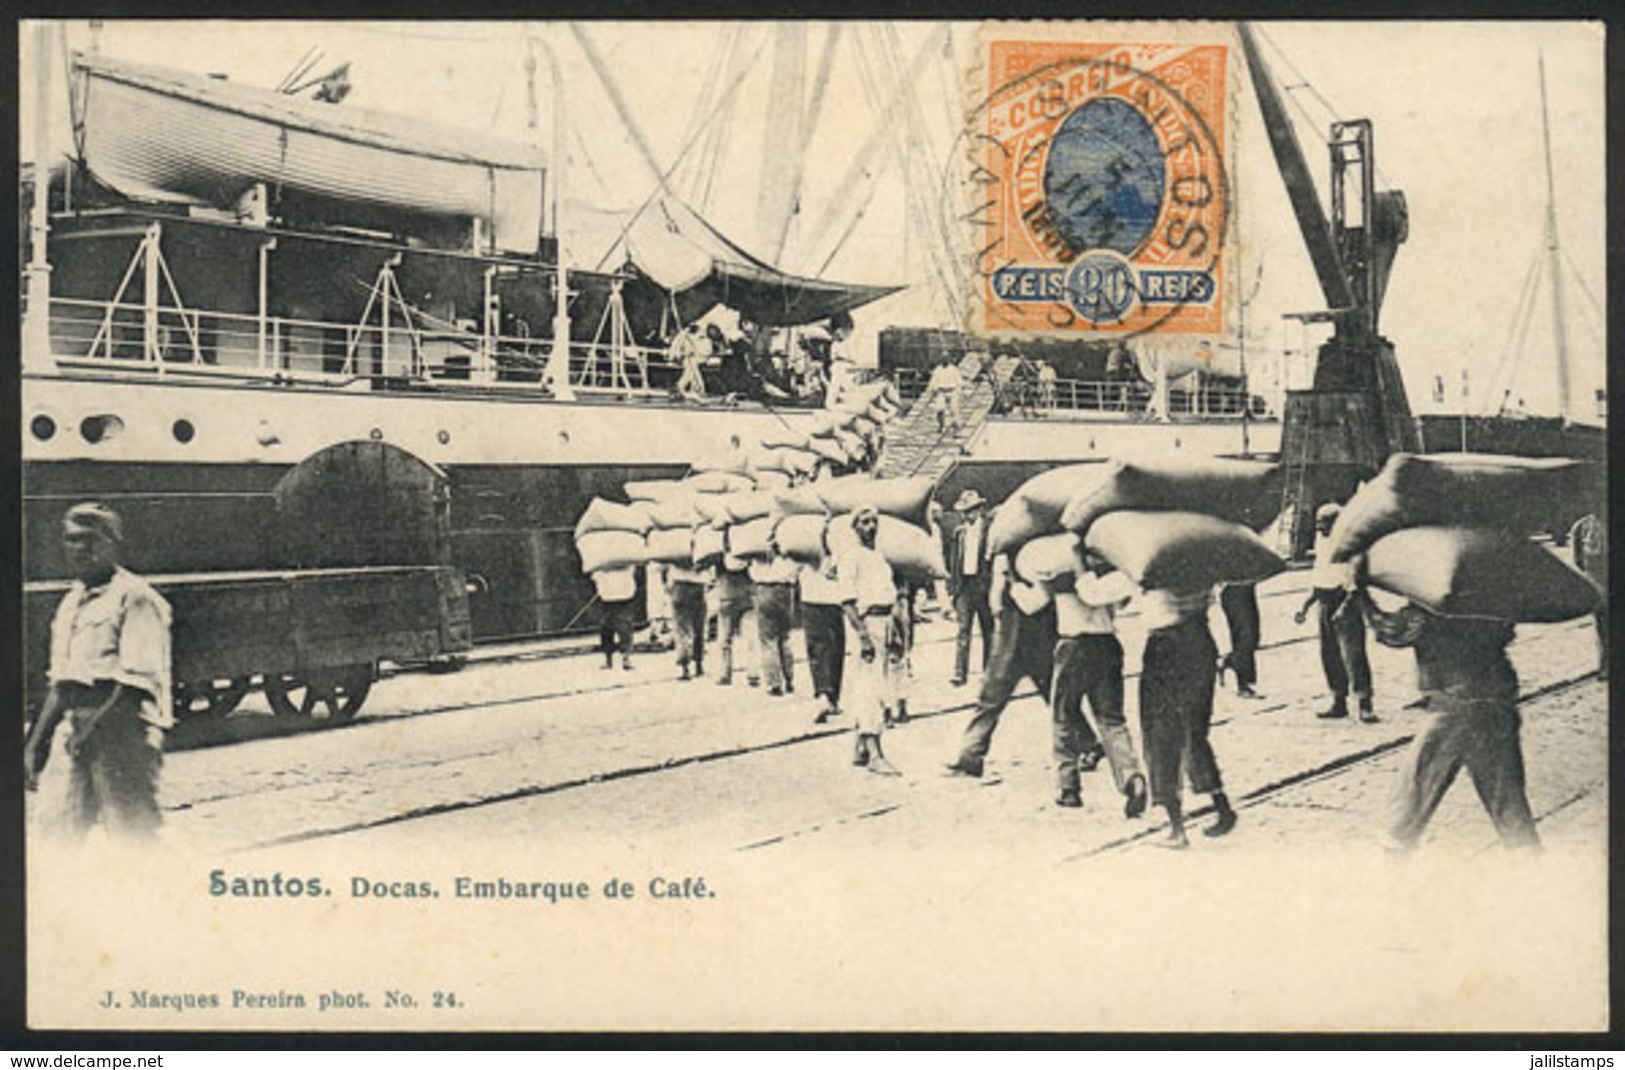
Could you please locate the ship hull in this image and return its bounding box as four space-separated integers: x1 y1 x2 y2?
23 370 1277 640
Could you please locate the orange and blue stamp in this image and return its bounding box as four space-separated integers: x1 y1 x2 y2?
972 39 1230 338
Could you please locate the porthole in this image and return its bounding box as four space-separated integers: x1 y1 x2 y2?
369 427 384 441
437 430 451 445
30 415 56 441
172 419 196 444
557 430 571 445
80 414 124 445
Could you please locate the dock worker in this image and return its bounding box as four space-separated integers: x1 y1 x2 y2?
1218 581 1264 699
592 564 639 671
946 490 995 687
1050 553 1145 815
838 507 903 776
714 550 758 687
1569 508 1607 679
799 539 847 724
750 540 799 697
665 559 710 682
1367 598 1540 851
23 503 173 840
1138 584 1238 848
1294 501 1376 722
942 544 1060 780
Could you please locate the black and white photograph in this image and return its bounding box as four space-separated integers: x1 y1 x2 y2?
14 17 1609 1034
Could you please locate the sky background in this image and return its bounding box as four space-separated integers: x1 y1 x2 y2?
19 19 1606 421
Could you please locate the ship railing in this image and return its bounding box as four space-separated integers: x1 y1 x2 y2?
889 364 1261 420
42 296 685 398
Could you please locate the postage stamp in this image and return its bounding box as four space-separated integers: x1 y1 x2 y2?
971 36 1231 338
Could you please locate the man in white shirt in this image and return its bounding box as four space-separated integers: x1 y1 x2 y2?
1294 502 1375 721
838 507 903 776
24 503 172 839
1050 554 1147 816
592 565 639 671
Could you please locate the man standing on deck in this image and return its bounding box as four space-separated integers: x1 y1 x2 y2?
925 359 964 435
1295 502 1376 722
839 507 903 776
24 503 173 840
946 490 995 687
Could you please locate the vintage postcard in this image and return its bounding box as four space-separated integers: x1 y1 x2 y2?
16 19 1608 1034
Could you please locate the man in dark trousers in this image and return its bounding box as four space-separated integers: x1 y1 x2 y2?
943 550 1058 779
1138 585 1237 848
1218 581 1263 698
1369 600 1540 850
946 490 995 687
1295 502 1375 722
799 548 846 723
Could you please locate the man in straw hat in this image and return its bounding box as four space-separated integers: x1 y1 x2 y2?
24 503 173 839
946 489 995 688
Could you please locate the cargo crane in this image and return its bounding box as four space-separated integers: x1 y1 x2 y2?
1239 24 1419 558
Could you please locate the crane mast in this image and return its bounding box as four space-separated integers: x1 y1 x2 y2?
1239 23 1419 557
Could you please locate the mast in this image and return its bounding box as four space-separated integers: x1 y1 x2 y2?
24 22 55 372
534 32 575 400
1539 53 1572 424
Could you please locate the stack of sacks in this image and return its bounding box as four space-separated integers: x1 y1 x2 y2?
989 464 1114 555
770 474 944 582
991 454 1285 591
1059 454 1283 534
574 497 654 573
1326 453 1597 623
1061 456 1285 590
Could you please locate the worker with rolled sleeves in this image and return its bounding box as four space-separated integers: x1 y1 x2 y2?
838 507 903 776
1295 501 1376 722
24 503 173 840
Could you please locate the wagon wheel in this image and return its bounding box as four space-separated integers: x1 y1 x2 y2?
264 665 373 723
173 677 251 720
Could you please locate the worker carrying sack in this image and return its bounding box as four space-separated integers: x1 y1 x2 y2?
826 515 946 582
1327 453 1589 562
1061 454 1283 535
1084 511 1286 591
1362 525 1600 623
